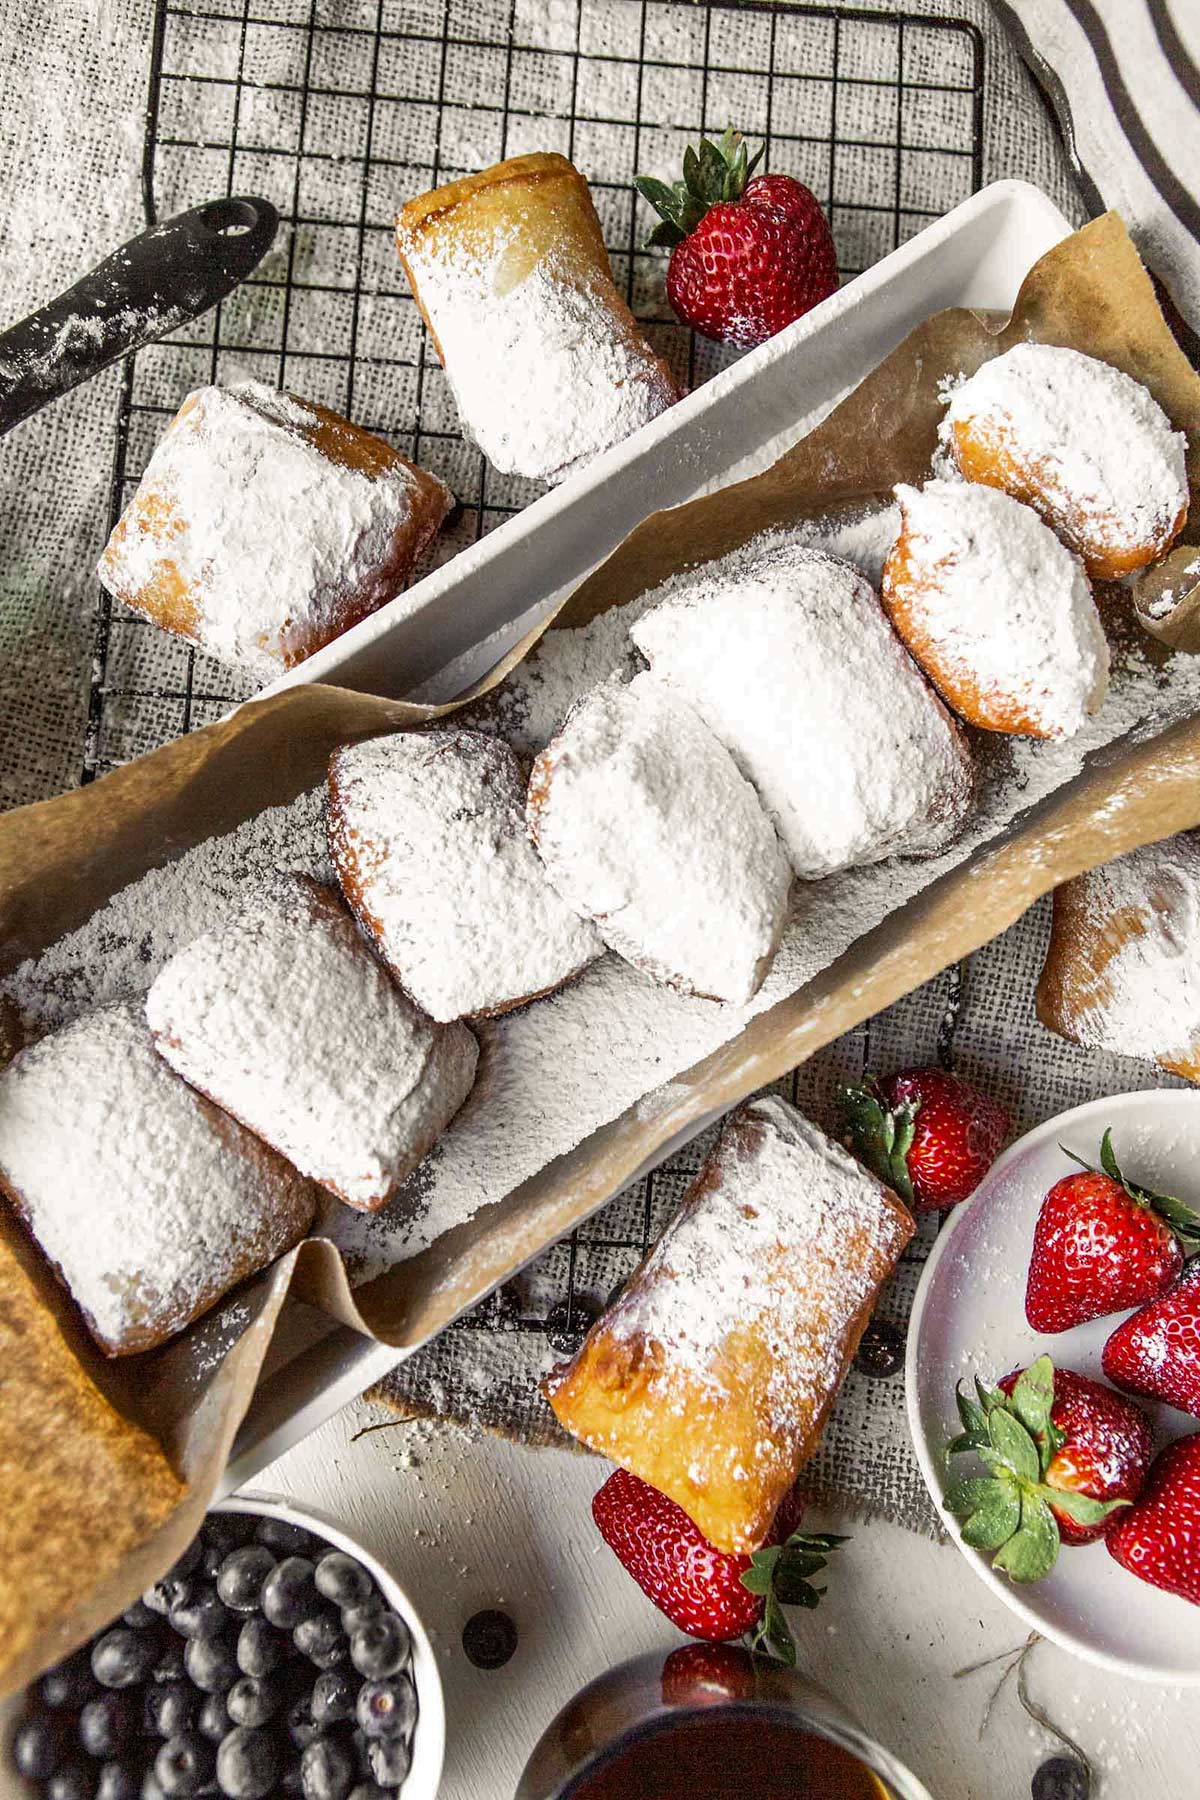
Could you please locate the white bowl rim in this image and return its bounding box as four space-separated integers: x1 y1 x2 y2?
214 1488 446 1796
905 1087 1200 1685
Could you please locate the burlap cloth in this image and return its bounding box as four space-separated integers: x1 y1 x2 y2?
2 0 1159 1538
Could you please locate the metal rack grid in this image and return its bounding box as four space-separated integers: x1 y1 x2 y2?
89 0 985 1350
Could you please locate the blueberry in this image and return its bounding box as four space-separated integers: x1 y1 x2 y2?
142 1576 191 1620
313 1555 373 1612
141 1682 196 1741
93 1629 159 1689
195 1693 229 1745
254 1518 315 1557
1032 1758 1090 1800
154 1732 215 1798
281 1769 306 1799
215 1726 278 1800
203 1514 258 1552
349 1615 409 1682
355 1678 416 1741
287 1697 324 1751
310 1668 357 1728
261 1557 319 1631
339 1599 383 1638
79 1691 141 1757
151 1643 187 1687
47 1763 97 1800
348 1788 390 1800
225 1676 284 1730
366 1735 411 1790
294 1606 346 1670
96 1762 142 1800
216 1545 278 1615
183 1635 239 1695
13 1712 66 1778
235 1616 285 1679
40 1652 97 1709
300 1735 355 1800
141 1775 165 1800
461 1608 517 1670
169 1586 228 1641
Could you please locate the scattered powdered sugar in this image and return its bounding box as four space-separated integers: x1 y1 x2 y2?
328 730 601 1021
601 1097 911 1404
99 382 450 681
1049 832 1200 1061
0 1001 314 1353
146 875 478 1212
528 672 791 1004
395 225 678 482
631 540 974 878
942 342 1189 571
889 480 1110 738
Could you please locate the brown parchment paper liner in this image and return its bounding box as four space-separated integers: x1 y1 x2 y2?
3 212 1200 1696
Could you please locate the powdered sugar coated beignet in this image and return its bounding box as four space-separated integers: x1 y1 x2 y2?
1037 832 1200 1082
0 1002 316 1356
630 543 974 880
328 731 602 1021
943 343 1188 580
147 876 477 1211
395 153 679 482
544 1096 913 1554
884 480 1109 740
527 674 790 1005
99 382 452 681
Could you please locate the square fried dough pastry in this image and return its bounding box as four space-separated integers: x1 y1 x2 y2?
0 1002 317 1356
630 542 975 880
544 1096 913 1554
146 875 478 1211
328 730 602 1022
98 381 452 681
527 673 792 1005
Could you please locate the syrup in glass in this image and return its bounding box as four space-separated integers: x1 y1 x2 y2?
564 1711 893 1799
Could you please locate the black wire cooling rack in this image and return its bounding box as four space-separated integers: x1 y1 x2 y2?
88 0 985 1351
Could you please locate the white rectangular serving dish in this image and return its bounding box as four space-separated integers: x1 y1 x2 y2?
225 179 1074 1492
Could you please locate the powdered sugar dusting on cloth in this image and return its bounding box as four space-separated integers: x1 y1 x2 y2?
529 673 791 1004
146 875 477 1211
1050 832 1200 1061
99 382 449 680
890 480 1110 737
631 541 974 879
602 1097 910 1413
0 1001 314 1353
395 230 678 482
942 342 1189 569
328 730 602 1021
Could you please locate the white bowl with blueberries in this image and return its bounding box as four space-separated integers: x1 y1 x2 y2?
8 1491 445 1800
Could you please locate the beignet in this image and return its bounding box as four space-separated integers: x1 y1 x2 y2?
544 1096 913 1554
942 343 1188 580
395 152 679 482
629 543 975 880
328 730 602 1021
1036 831 1200 1081
98 382 452 681
147 876 478 1212
527 674 791 1005
883 480 1110 739
0 1003 316 1356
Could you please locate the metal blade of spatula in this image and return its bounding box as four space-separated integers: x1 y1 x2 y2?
0 195 279 436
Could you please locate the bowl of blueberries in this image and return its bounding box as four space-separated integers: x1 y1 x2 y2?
7 1491 445 1800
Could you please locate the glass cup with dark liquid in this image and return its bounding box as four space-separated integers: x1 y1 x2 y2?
515 1647 934 1800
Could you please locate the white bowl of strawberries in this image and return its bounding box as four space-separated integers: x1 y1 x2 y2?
908 1087 1200 1681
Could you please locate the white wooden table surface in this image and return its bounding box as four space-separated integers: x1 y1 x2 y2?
256 1395 1193 1800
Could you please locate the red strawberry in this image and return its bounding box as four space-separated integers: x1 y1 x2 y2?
1025 1131 1200 1333
635 129 838 348
1103 1261 1200 1416
1108 1433 1200 1605
945 1357 1143 1580
840 1065 1008 1211
590 1468 843 1663
998 1366 1153 1545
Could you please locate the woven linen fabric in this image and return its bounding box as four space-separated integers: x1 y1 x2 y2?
0 0 1142 1541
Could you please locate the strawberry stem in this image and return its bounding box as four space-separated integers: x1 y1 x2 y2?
740 1530 848 1665
1061 1129 1200 1251
635 126 765 252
